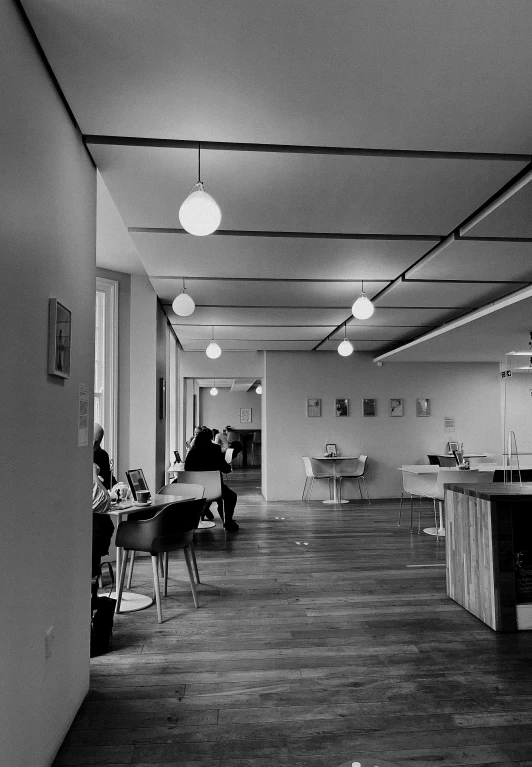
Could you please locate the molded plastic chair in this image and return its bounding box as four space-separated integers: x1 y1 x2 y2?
302 457 333 501
398 468 438 531
173 470 223 528
115 499 204 623
159 483 204 499
438 455 457 467
337 456 370 503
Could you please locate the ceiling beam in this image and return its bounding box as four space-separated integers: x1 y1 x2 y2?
84 134 530 162
129 227 440 241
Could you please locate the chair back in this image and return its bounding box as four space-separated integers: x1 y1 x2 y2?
401 468 438 497
335 455 367 477
225 448 234 463
116 499 204 553
427 454 440 465
302 456 313 478
438 455 457 467
174 470 222 503
309 457 333 478
435 468 484 500
158 483 204 498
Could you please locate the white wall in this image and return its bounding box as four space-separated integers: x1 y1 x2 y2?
263 352 502 500
199 387 262 433
0 4 96 766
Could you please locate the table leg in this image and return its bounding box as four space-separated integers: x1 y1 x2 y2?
322 462 349 504
423 500 446 537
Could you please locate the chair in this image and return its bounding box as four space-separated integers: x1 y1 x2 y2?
115 499 204 623
173 470 223 528
398 468 438 531
427 454 440 465
125 486 205 590
438 455 457 467
337 456 370 503
302 457 334 501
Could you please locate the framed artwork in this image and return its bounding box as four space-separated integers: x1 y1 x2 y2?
240 407 252 423
159 377 166 419
416 398 430 417
325 443 337 457
363 398 377 416
389 398 404 417
306 398 321 417
335 398 349 417
48 299 71 378
448 441 459 453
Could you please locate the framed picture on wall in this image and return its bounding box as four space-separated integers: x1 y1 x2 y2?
335 398 349 416
363 398 377 416
416 398 430 417
48 299 71 378
306 398 321 417
389 398 404 417
240 407 252 423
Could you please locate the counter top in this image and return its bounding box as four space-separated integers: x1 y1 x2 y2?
447 482 532 500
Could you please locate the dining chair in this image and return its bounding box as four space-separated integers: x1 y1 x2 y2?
398 468 438 531
172 470 223 527
438 455 458 467
336 455 370 503
302 457 334 501
125 487 205 589
115 499 204 623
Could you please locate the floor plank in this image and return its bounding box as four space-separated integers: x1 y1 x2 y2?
54 469 532 766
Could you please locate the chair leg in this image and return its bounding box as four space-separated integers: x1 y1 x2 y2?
190 543 201 583
116 550 130 613
163 552 169 597
302 477 310 501
184 547 200 608
308 477 315 501
361 476 370 504
151 555 163 623
398 492 404 525
126 550 135 589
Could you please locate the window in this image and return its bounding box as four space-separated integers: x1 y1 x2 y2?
95 277 118 466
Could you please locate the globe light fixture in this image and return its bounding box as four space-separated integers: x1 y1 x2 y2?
178 143 221 236
338 323 354 357
352 280 374 320
172 278 195 316
210 379 218 396
206 327 222 359
256 384 263 394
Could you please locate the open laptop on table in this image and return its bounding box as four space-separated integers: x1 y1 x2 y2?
126 469 151 501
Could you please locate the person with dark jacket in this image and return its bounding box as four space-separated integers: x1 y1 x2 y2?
92 423 115 576
184 429 239 531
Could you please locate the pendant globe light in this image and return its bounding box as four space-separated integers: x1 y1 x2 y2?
172 277 195 316
179 142 221 236
338 323 354 356
352 280 374 320
206 327 222 359
210 379 218 396
256 384 263 394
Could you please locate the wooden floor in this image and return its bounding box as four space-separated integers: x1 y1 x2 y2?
54 469 532 766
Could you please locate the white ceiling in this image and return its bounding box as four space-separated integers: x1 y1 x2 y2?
22 0 532 358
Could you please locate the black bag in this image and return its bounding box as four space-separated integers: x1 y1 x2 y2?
90 594 116 657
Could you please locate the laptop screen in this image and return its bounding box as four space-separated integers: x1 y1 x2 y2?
126 469 151 500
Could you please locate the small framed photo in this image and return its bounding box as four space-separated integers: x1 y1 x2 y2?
306 398 321 417
448 441 459 453
416 398 430 417
48 299 72 378
240 407 252 423
389 398 404 417
363 398 377 417
326 443 337 457
335 398 349 417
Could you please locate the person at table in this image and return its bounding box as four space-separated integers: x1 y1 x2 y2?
92 462 114 577
185 426 202 454
184 429 239 531
93 423 116 490
212 428 229 453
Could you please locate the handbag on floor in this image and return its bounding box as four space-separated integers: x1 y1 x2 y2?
90 567 116 657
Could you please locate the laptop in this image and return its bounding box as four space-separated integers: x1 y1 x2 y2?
126 469 151 501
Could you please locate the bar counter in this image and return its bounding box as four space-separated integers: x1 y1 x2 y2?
445 483 532 631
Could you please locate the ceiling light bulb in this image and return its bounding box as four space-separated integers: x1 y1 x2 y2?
338 338 354 357
179 182 221 236
352 292 374 320
256 384 263 394
206 340 222 359
210 386 218 396
172 290 195 316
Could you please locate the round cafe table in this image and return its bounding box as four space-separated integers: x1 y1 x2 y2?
312 456 359 504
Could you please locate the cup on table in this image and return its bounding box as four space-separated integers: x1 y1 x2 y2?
136 490 150 503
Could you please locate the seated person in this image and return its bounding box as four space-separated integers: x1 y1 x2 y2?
185 426 202 454
184 429 239 531
93 422 116 490
92 463 114 578
212 428 229 453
